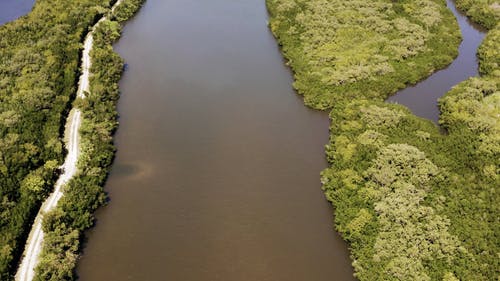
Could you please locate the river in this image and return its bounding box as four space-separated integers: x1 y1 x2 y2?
0 0 34 25
387 0 486 122
0 0 486 279
75 0 486 280
76 0 354 280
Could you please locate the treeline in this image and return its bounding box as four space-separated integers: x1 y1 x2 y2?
455 0 500 29
267 0 461 109
0 1 114 279
322 94 498 279
436 6 499 279
268 0 498 280
34 1 145 280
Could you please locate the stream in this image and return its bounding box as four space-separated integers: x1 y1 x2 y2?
387 0 486 122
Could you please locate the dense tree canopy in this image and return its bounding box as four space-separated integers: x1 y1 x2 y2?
267 0 461 109
0 0 114 278
268 0 499 279
35 1 145 280
455 0 500 29
0 0 144 279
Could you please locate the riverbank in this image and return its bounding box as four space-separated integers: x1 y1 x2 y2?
387 0 486 122
0 1 113 279
31 1 145 280
0 0 34 25
268 0 499 279
75 0 355 279
14 0 117 278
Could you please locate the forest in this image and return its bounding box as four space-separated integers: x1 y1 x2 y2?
0 0 112 278
35 1 145 280
455 0 500 29
267 0 498 280
0 0 144 280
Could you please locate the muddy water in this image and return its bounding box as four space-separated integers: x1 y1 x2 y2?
0 0 34 25
387 0 486 122
76 0 354 280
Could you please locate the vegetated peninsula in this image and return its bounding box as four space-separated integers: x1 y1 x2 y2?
0 0 144 280
267 0 499 280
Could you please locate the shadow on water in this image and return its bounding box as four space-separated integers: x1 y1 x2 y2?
0 0 34 26
387 0 487 123
77 0 355 280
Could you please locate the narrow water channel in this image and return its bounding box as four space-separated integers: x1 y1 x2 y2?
77 0 355 280
387 0 486 122
0 0 34 25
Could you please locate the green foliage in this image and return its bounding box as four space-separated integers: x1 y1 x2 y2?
112 0 145 23
267 0 461 109
0 1 113 278
478 25 500 76
33 1 145 280
455 0 500 29
35 226 79 281
436 38 499 278
268 0 499 280
322 99 498 280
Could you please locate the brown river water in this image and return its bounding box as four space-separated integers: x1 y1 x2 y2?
76 0 355 280
0 0 485 279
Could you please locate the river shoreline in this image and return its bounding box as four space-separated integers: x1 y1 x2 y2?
268 0 498 279
387 0 486 122
0 0 34 25
16 11 99 281
14 1 135 280
76 0 354 280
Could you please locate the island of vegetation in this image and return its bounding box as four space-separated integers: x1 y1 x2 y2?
267 0 499 280
0 0 144 280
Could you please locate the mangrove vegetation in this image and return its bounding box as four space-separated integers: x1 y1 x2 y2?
0 1 113 278
0 0 497 279
267 0 499 280
35 1 145 280
0 0 144 280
